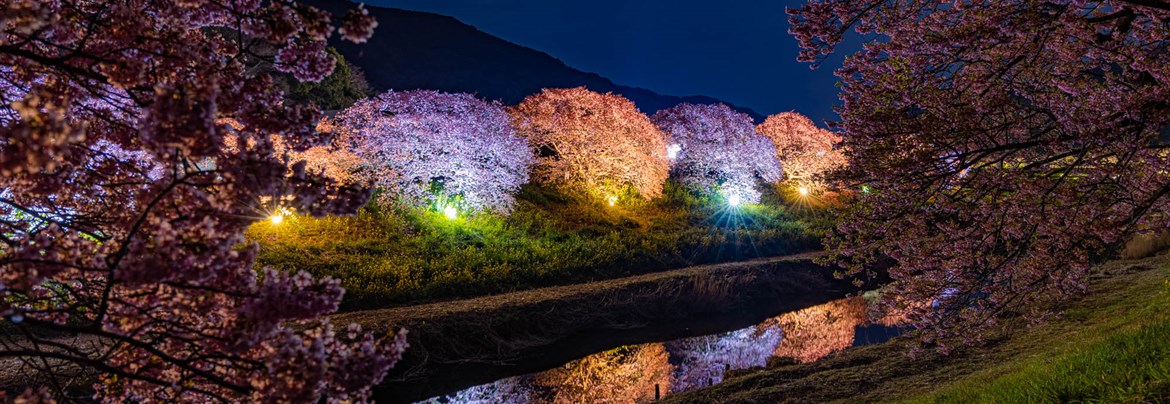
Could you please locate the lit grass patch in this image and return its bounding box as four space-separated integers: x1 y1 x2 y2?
247 182 822 310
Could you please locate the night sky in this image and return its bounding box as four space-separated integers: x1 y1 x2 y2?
361 0 855 125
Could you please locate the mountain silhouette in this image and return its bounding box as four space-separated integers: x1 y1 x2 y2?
306 0 764 121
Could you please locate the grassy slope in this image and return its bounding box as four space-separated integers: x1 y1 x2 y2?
247 183 825 310
667 254 1170 403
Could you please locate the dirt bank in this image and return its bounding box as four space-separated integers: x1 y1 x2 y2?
330 252 884 403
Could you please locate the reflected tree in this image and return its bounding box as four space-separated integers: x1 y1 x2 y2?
665 325 782 392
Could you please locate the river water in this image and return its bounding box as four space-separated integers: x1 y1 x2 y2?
418 295 903 403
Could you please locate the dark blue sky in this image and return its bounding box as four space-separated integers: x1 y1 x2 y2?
362 0 853 124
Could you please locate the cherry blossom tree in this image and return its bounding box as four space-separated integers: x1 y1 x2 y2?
790 0 1170 346
322 90 533 213
511 87 670 199
756 112 846 185
0 1 407 401
652 103 782 204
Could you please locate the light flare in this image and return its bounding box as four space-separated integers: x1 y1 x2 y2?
666 143 682 160
269 207 291 225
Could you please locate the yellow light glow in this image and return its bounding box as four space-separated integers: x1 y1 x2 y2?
728 194 741 207
607 196 618 206
269 213 284 225
798 186 810 196
443 205 458 219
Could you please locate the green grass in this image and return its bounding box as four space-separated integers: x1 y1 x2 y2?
664 256 1170 403
915 277 1170 404
247 182 826 310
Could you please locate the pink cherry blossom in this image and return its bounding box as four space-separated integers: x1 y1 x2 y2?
0 0 402 401
323 90 534 213
652 103 782 204
511 87 671 199
757 111 847 184
790 0 1170 346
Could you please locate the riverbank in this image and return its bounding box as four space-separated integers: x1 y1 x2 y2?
328 252 880 403
666 253 1170 403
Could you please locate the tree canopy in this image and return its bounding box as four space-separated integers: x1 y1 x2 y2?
790 0 1170 345
0 0 404 401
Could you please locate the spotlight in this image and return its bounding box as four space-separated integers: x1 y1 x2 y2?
269 213 284 225
728 194 741 207
443 205 458 219
798 186 810 196
607 196 618 207
667 144 682 160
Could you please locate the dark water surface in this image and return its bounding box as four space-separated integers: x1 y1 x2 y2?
419 295 903 403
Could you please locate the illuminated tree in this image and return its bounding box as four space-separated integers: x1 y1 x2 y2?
534 343 673 403
323 90 534 213
511 87 670 199
0 1 407 401
756 112 846 184
665 325 782 392
791 0 1170 346
652 103 782 204
768 298 868 363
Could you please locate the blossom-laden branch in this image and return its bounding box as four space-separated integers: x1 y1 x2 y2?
790 0 1170 347
0 0 407 401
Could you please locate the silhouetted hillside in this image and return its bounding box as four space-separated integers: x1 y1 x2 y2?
305 0 763 120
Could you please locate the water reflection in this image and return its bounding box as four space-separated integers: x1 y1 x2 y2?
767 298 868 363
665 325 781 391
421 296 901 403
